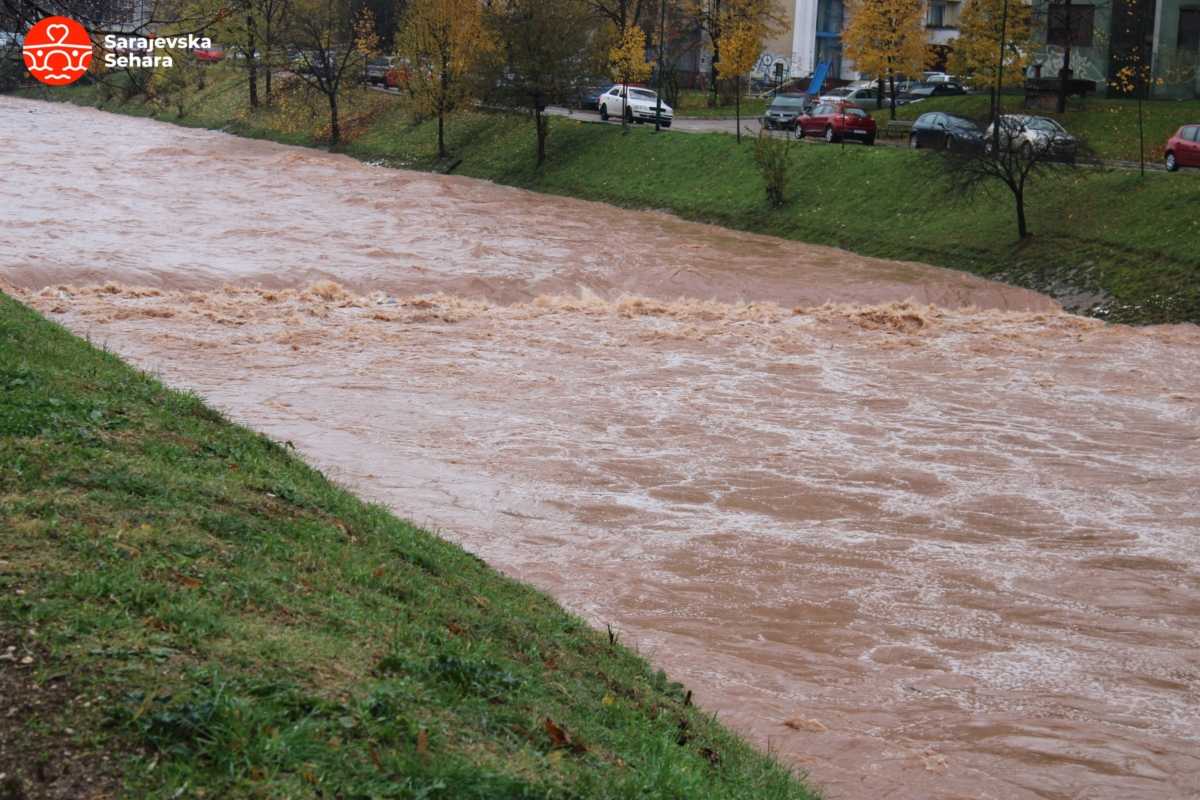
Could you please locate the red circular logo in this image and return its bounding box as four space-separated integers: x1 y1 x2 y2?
23 16 93 86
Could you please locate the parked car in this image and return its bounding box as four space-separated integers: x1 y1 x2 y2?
909 112 985 152
760 93 809 130
598 85 673 126
576 84 608 111
984 115 1077 161
1164 124 1200 171
366 56 396 85
193 44 224 62
796 101 876 145
903 82 969 102
385 61 411 89
820 85 907 107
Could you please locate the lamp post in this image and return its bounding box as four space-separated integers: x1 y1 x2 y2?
655 0 667 131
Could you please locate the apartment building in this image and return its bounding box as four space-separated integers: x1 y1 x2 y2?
1030 0 1200 97
756 0 964 83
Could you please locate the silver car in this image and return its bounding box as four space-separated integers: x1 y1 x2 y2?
985 115 1077 161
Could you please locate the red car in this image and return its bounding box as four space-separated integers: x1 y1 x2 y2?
796 101 876 145
1164 124 1200 172
193 45 224 63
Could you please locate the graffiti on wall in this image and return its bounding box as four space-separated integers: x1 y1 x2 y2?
752 52 792 78
1034 45 1107 81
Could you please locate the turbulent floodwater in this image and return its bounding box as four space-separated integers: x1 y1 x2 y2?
3 97 1199 800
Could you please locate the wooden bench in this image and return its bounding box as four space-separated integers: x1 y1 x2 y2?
882 119 914 139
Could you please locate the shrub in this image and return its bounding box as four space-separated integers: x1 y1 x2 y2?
753 128 791 207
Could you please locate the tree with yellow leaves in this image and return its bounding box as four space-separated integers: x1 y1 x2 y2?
717 20 763 143
841 0 927 119
609 24 654 129
685 0 780 107
950 0 1032 126
396 0 495 158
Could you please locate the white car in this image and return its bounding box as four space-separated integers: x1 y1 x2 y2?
819 85 908 107
598 85 673 127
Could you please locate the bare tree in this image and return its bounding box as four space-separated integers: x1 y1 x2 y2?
931 114 1093 239
586 0 647 34
484 0 602 166
286 0 376 146
0 0 220 41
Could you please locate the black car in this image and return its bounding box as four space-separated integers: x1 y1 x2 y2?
908 112 985 152
903 82 969 102
576 84 608 111
760 93 810 130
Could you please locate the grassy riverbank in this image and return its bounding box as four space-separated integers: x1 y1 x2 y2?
0 292 815 799
13 72 1200 323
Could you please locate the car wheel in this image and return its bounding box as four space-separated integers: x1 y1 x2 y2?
909 133 919 149
824 126 836 143
625 107 634 124
1166 152 1178 172
864 134 875 147
599 104 609 121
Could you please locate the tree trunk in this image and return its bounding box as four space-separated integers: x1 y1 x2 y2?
888 73 896 120
708 39 721 107
438 63 449 157
622 80 629 130
735 76 741 143
246 16 258 109
1056 0 1073 113
264 18 273 105
328 91 340 147
876 76 884 110
1014 187 1028 238
535 108 548 165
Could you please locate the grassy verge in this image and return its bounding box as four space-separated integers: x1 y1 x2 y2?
0 293 815 799
870 93 1200 162
12 71 1200 324
673 89 767 119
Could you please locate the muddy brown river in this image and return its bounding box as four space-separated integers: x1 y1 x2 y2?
3 96 1199 800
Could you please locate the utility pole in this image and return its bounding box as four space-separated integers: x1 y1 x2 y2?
655 0 667 131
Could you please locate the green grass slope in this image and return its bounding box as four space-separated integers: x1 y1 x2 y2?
0 293 816 799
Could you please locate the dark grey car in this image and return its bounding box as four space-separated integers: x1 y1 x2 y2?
760 94 809 130
909 112 985 152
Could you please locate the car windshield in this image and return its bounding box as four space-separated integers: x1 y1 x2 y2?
825 88 852 97
771 97 806 108
629 89 658 102
844 108 868 118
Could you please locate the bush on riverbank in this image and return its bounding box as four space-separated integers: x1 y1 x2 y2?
0 293 815 799
12 72 1200 324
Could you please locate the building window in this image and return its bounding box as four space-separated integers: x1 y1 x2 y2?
928 3 948 27
1180 8 1200 50
817 0 845 35
1047 3 1096 47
